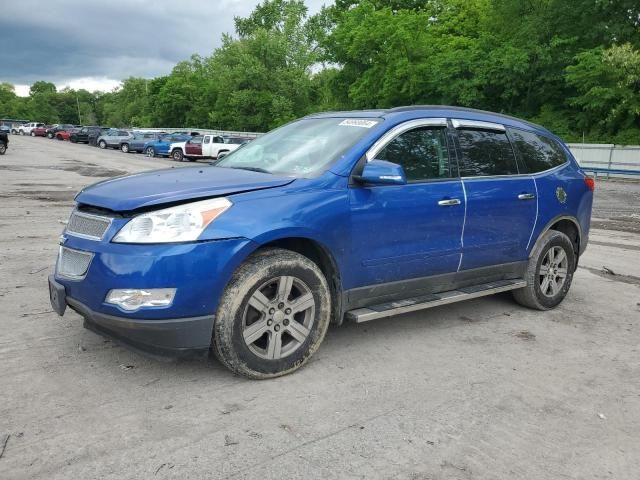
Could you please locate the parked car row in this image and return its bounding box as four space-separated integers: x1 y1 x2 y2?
13 120 254 163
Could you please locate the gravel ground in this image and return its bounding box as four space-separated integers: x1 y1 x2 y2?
590 179 640 233
1 136 639 479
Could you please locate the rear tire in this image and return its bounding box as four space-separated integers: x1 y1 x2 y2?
146 146 155 157
30 131 35 137
98 140 106 149
512 230 576 310
0 143 6 155
212 248 331 379
121 143 129 153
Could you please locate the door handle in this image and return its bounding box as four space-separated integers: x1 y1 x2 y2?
438 198 461 207
518 193 536 200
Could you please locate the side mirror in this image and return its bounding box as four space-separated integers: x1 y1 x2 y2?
357 160 407 186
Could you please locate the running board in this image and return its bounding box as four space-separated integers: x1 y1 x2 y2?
346 279 527 323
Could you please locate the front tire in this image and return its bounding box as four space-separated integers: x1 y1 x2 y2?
512 230 576 310
121 143 129 153
212 248 331 379
171 149 184 162
98 140 106 149
0 143 6 155
47 132 54 139
30 131 35 137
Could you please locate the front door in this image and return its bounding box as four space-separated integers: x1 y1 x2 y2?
452 121 537 270
349 123 465 289
185 136 203 156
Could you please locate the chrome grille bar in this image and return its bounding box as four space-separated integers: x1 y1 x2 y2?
57 247 93 279
65 210 112 240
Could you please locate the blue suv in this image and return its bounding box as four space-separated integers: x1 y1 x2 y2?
142 133 192 157
49 106 594 378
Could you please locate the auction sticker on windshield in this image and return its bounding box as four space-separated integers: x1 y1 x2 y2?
338 119 378 128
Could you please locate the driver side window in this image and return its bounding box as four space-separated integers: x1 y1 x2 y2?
376 127 450 181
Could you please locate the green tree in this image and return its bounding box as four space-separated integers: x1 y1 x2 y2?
567 43 640 143
209 0 320 131
29 81 56 96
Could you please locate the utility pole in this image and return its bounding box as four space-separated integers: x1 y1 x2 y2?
76 92 82 125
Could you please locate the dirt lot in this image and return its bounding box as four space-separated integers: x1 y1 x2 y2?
1 135 639 479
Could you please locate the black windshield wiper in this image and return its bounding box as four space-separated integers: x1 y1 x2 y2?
227 166 272 174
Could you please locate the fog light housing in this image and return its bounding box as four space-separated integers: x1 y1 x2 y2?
105 288 176 311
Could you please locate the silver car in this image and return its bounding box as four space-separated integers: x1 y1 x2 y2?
97 129 133 149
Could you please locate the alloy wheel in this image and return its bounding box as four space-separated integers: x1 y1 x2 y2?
242 276 315 360
539 246 568 297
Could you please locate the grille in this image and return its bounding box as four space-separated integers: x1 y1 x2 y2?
66 210 112 240
57 247 93 279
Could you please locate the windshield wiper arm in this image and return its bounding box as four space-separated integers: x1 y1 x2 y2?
228 166 272 174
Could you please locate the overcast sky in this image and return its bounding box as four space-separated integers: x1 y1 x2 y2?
0 0 329 96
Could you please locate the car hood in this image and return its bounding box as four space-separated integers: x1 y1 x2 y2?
76 166 295 212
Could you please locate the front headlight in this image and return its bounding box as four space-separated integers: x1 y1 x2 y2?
113 197 232 243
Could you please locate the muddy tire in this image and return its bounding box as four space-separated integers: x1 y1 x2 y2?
512 230 576 310
212 248 331 379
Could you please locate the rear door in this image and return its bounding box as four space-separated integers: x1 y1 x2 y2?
202 135 212 157
452 119 537 270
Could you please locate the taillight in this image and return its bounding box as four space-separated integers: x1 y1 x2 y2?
584 176 595 191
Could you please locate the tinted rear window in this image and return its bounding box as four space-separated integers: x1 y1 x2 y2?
508 128 568 173
457 129 518 176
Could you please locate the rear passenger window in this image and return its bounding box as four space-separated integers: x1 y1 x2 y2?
457 129 518 176
508 128 568 173
376 128 450 181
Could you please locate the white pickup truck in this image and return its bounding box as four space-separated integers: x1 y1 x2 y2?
18 122 45 135
169 135 246 162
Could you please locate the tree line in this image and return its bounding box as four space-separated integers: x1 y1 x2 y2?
1 0 639 143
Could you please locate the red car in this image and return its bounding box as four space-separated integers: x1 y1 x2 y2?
31 125 50 137
56 127 80 141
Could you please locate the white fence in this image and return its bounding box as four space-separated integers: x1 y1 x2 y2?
567 143 640 179
133 127 263 139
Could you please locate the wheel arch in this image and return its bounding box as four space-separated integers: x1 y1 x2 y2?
530 215 581 267
252 236 345 326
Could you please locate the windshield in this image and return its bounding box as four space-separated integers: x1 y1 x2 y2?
216 117 380 177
